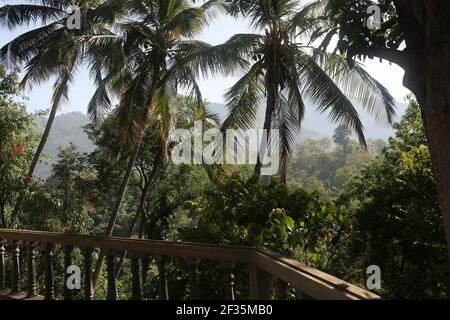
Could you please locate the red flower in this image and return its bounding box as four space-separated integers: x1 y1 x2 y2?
10 144 25 156
65 224 73 233
86 191 93 198
17 144 25 153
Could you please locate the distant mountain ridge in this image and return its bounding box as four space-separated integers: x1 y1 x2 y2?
35 112 95 179
34 101 407 179
208 101 408 140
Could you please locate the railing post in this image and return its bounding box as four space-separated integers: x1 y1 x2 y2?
249 265 271 300
27 242 37 297
63 245 74 300
45 243 55 300
186 258 201 300
106 253 117 300
221 261 236 300
11 240 21 294
131 254 142 300
83 248 94 300
0 241 5 290
156 255 169 300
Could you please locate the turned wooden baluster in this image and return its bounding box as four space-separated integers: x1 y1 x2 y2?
63 245 74 300
11 241 21 294
27 242 37 297
221 262 236 300
45 243 55 300
83 248 94 300
0 241 5 290
156 255 169 300
131 253 142 300
106 253 117 300
186 258 201 300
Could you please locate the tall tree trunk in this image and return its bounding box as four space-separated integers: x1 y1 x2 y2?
92 69 161 289
254 89 275 179
92 134 144 288
255 28 279 180
115 152 163 279
8 76 69 228
422 0 450 262
114 197 143 280
392 0 450 265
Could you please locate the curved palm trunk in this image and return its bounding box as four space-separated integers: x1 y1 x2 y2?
92 73 161 290
115 152 164 279
114 193 144 280
254 86 276 179
8 76 69 228
92 134 144 288
279 159 288 185
255 28 281 182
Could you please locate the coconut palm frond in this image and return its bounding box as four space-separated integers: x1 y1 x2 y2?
222 61 265 130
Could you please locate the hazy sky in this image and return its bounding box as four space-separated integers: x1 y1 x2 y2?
0 2 411 117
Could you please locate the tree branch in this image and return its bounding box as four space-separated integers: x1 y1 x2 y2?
355 46 408 68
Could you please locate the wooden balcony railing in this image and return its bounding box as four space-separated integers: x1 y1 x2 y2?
0 229 379 300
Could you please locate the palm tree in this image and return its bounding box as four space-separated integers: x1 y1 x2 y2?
218 0 396 184
131 97 221 238
115 97 221 280
0 0 128 227
88 0 245 288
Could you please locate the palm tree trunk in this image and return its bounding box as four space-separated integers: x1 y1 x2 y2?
254 45 279 180
114 198 142 280
255 27 282 182
279 160 287 185
92 66 161 289
92 134 144 288
114 153 162 279
8 77 69 228
254 89 276 179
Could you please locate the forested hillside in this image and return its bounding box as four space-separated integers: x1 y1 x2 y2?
33 102 405 180
34 112 94 179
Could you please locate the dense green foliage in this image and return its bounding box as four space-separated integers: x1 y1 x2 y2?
288 134 383 198
0 66 39 228
183 173 349 258
328 97 450 299
2 65 447 299
1 0 449 301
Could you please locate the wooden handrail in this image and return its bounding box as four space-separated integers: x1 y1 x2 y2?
0 229 380 300
253 249 378 300
0 229 255 263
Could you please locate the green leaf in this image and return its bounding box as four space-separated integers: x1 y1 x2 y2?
285 216 295 230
